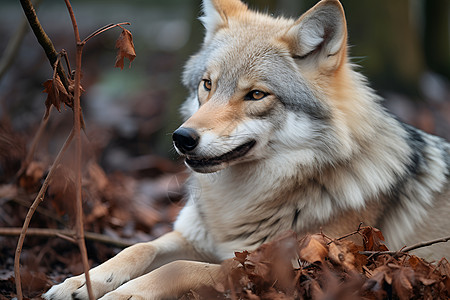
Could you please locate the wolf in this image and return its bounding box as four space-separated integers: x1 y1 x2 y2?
44 0 449 299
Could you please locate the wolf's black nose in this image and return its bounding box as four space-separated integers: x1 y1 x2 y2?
173 127 200 153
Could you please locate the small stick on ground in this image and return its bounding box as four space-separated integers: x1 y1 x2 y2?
327 222 364 245
359 235 450 257
14 129 74 300
0 227 133 248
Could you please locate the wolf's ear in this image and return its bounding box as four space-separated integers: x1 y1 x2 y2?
284 0 347 70
200 0 248 43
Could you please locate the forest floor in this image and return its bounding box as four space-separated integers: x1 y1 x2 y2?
1 112 449 299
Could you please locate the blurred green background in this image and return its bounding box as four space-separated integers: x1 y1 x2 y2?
0 0 449 172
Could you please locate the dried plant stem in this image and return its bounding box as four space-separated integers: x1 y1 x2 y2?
14 129 74 300
64 0 94 299
360 235 450 257
0 227 133 248
327 222 364 245
83 22 131 44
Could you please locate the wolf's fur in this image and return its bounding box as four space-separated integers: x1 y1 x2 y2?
44 0 449 299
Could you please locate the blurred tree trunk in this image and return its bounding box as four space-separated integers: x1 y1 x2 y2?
424 0 450 78
332 0 425 96
385 0 425 93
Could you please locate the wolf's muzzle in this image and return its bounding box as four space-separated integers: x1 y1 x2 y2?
173 127 200 153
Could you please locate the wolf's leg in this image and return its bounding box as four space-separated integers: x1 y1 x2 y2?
99 260 233 300
43 231 203 300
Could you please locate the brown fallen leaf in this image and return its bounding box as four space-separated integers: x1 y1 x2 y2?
115 29 136 69
392 267 415 300
360 226 389 251
438 258 450 293
328 240 356 271
298 234 328 263
363 265 391 298
234 250 249 266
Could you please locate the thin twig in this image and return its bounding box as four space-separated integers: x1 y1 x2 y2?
82 22 131 44
327 222 364 245
19 0 69 90
359 235 450 257
0 227 133 248
14 129 74 300
16 49 67 179
63 1 94 299
16 50 65 180
61 49 72 79
11 196 62 224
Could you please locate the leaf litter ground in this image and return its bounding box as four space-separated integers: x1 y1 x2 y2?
184 230 450 300
0 120 449 299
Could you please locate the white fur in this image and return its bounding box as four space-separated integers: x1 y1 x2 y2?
199 0 223 44
298 22 325 55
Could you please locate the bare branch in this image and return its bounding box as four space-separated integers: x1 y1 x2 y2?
0 227 133 248
82 22 131 44
327 222 364 245
14 129 74 300
359 235 450 257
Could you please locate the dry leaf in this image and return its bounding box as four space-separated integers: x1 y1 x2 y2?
115 29 136 69
360 226 389 251
328 241 356 271
392 267 415 300
438 258 450 293
298 234 328 263
43 75 74 119
363 265 391 296
234 251 249 266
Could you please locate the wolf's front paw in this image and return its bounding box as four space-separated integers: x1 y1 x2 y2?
100 291 146 300
98 280 163 300
42 274 116 300
42 276 83 300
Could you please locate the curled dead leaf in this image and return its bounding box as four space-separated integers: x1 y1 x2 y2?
234 251 249 266
360 226 389 251
42 75 76 119
115 29 136 69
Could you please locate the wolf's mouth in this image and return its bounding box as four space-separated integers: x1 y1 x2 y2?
185 140 256 170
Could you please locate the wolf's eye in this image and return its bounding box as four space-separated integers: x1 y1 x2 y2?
202 79 212 91
244 90 268 101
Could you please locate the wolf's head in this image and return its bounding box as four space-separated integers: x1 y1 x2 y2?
173 0 365 173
